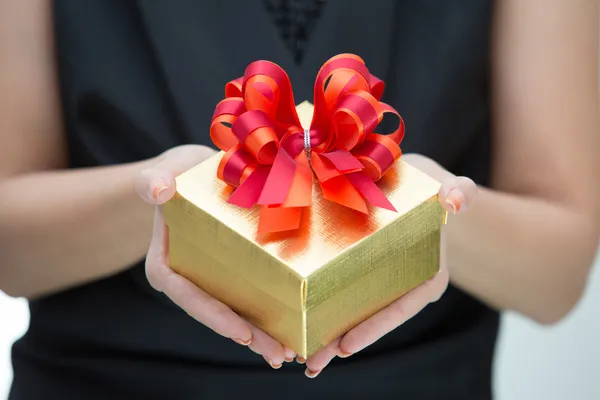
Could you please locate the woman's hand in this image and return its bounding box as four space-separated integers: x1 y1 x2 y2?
303 154 478 378
135 144 295 368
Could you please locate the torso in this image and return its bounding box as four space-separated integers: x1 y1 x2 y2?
10 1 498 399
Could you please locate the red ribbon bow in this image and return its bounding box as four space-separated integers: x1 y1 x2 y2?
210 54 405 234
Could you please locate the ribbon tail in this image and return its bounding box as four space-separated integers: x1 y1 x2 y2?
345 172 396 212
257 149 297 206
320 150 364 173
310 153 342 182
320 175 368 214
281 152 313 208
258 206 303 234
258 152 312 234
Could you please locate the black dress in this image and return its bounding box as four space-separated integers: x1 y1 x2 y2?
10 1 498 399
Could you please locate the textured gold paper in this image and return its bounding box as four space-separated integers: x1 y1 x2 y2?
164 102 446 358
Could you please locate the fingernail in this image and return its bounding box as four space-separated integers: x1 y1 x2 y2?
152 182 168 200
444 199 457 214
233 338 252 346
444 189 464 214
296 357 306 364
305 368 321 378
264 358 282 369
284 348 296 362
338 350 353 358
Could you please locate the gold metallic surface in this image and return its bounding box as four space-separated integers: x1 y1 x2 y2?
164 103 445 358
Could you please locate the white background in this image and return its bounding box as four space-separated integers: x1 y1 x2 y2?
1 251 599 399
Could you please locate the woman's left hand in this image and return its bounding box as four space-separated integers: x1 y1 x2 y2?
302 154 479 378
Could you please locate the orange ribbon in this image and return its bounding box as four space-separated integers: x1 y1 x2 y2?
210 54 405 234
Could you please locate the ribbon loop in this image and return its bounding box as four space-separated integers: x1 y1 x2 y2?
210 98 246 152
232 110 278 164
331 90 383 151
210 54 406 234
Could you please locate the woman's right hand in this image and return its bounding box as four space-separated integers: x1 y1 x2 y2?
135 144 295 368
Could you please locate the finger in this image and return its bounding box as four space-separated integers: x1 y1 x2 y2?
145 206 254 346
438 176 478 214
145 207 169 291
339 277 445 356
284 347 297 362
431 229 450 302
135 145 217 205
136 167 176 205
246 324 286 368
146 250 253 344
164 269 253 344
304 338 341 378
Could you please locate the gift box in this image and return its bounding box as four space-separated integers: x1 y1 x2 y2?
163 55 446 359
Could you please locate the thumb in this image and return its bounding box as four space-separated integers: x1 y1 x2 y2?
438 176 478 214
135 145 217 205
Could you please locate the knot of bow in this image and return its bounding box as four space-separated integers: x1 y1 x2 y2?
210 54 405 234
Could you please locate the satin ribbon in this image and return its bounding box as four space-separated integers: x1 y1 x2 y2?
210 54 405 234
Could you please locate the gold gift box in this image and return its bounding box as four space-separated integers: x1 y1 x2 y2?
164 103 446 358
